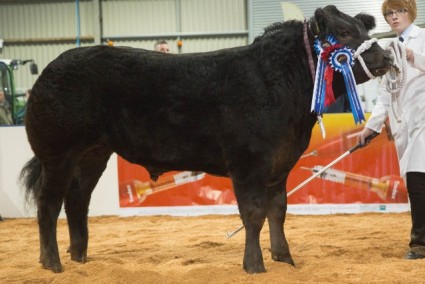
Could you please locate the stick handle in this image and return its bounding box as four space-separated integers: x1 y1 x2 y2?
348 131 379 153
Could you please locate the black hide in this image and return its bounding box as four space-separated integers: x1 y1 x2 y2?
20 5 391 274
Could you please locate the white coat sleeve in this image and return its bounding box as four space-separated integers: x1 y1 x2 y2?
364 78 389 133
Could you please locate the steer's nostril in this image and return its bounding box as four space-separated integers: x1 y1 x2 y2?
385 52 394 63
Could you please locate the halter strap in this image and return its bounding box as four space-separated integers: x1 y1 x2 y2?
353 38 378 80
304 20 326 137
303 20 316 83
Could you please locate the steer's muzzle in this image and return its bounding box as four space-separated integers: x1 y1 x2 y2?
368 50 393 77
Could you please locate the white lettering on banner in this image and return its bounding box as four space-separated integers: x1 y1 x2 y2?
391 180 400 200
126 184 134 203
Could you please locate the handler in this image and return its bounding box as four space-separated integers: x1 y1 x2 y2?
359 0 425 259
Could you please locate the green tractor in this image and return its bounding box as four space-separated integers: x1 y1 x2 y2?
0 59 38 125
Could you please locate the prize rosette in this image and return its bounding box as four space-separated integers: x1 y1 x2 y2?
310 35 365 125
328 47 355 72
329 47 365 124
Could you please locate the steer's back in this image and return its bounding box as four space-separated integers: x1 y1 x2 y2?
26 45 258 175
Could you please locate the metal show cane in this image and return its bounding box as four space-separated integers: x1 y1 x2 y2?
226 132 379 239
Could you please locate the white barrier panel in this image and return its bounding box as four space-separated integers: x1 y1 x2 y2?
0 126 119 218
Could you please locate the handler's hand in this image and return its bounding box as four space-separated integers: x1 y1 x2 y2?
357 127 375 146
406 47 415 64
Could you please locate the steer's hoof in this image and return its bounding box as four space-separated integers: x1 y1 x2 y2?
272 254 295 266
68 246 88 263
39 255 63 273
41 261 63 273
71 254 88 264
243 263 267 274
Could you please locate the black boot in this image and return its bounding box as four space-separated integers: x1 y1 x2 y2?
405 172 425 259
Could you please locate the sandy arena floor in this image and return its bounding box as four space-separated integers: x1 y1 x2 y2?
1 213 425 283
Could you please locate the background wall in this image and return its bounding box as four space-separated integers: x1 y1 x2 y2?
0 0 248 91
1 0 425 92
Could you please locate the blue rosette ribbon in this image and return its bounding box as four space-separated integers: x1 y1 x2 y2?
310 50 326 114
310 35 338 115
329 47 365 124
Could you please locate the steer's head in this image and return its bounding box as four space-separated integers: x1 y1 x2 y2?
310 5 392 85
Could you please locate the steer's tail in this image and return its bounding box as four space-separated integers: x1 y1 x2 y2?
19 156 43 206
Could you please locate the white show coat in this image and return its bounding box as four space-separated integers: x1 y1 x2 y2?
365 24 425 177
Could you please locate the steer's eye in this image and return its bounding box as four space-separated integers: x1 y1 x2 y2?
340 31 350 38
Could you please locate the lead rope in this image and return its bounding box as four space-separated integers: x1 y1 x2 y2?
385 39 407 123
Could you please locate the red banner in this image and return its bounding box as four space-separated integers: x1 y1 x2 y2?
118 113 407 208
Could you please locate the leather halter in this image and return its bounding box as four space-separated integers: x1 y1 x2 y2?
303 20 316 83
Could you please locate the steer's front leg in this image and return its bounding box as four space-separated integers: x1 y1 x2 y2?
243 220 266 273
266 180 294 266
234 179 268 273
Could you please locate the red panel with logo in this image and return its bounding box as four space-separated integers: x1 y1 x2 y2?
118 113 407 207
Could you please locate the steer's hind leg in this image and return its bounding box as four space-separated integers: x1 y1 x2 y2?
266 178 294 266
233 178 268 274
37 157 78 273
65 147 112 263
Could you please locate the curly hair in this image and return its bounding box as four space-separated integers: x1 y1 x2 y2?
382 0 417 22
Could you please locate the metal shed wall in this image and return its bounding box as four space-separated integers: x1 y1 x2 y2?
0 0 247 90
102 0 247 53
0 0 95 89
4 0 423 90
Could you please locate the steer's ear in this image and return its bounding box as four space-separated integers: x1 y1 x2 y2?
312 6 338 38
354 13 376 32
311 8 327 37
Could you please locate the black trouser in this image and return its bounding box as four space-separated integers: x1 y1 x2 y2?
406 172 425 254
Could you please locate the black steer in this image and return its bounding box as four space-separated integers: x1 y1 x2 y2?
21 5 391 274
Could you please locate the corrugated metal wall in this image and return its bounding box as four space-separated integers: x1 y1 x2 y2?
0 0 95 90
0 0 247 90
3 0 423 91
103 0 247 52
102 0 176 36
249 0 282 42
